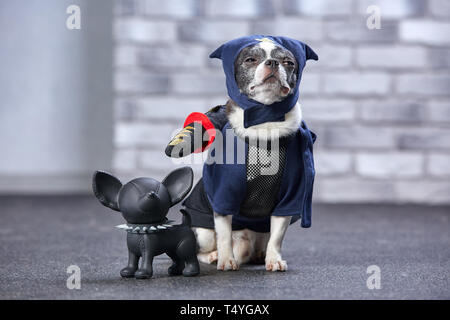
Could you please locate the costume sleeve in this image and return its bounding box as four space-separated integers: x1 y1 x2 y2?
165 105 227 158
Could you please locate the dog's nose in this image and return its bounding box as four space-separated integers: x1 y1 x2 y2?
265 59 279 68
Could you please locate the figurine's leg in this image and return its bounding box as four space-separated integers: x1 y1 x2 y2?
166 251 184 276
135 251 154 279
175 234 200 277
135 236 154 279
183 254 200 277
120 250 139 278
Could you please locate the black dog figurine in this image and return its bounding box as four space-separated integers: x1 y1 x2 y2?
92 166 200 279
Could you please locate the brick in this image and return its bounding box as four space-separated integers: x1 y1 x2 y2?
326 20 398 43
429 0 450 18
115 0 139 16
315 177 395 203
359 100 425 124
323 72 392 96
397 128 450 150
299 73 320 95
115 98 137 120
114 72 169 94
205 0 274 17
252 18 323 42
139 149 176 172
138 45 207 69
356 152 423 178
115 45 138 68
171 73 226 95
356 46 428 69
142 0 201 17
115 122 178 148
301 99 356 122
429 48 450 68
396 74 450 97
308 45 352 69
395 181 450 204
429 100 450 123
113 149 137 172
358 0 425 18
323 126 395 149
283 0 353 16
137 153 204 182
139 150 204 179
178 21 250 43
428 153 450 177
133 97 210 121
314 151 353 175
114 19 176 43
400 20 450 45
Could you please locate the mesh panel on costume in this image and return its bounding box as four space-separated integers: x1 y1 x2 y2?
239 138 287 219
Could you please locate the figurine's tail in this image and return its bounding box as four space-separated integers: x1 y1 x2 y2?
180 209 192 227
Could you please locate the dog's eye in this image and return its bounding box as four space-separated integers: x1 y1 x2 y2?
245 57 257 63
283 60 295 66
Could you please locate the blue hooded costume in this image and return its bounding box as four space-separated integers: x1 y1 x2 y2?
182 35 318 232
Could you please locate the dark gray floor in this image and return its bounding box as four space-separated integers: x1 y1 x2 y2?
0 195 448 299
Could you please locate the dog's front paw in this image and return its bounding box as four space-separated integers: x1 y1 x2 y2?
265 257 288 272
217 255 239 271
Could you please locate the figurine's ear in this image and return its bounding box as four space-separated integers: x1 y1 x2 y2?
162 167 193 206
92 171 122 211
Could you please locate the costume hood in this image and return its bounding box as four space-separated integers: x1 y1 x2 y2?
210 35 318 128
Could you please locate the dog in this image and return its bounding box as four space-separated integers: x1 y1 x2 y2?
92 166 200 279
165 36 317 272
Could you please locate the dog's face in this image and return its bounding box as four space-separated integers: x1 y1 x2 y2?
93 167 194 224
234 41 298 105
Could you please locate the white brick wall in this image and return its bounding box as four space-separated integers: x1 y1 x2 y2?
356 46 428 69
355 152 423 178
112 0 450 205
399 20 450 45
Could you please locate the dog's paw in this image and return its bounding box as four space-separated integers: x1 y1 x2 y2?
217 255 239 271
265 258 288 272
208 251 218 264
197 251 218 265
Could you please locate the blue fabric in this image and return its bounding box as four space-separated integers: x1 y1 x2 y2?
202 121 316 230
210 35 318 128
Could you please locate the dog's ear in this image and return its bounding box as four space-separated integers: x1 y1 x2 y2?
92 171 122 211
162 167 193 207
304 44 318 61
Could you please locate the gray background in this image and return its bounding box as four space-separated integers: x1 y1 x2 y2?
0 0 113 193
1 0 449 204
